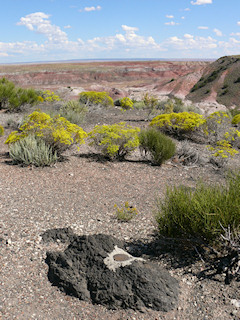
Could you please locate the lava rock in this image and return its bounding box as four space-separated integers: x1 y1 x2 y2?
41 227 76 243
45 231 179 312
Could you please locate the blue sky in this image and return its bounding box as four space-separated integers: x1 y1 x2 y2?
0 0 240 63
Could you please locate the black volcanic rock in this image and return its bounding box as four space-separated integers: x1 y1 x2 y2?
44 230 179 312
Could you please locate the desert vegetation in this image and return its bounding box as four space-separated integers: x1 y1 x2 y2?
1 81 240 283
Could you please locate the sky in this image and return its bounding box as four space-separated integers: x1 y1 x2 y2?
0 0 240 63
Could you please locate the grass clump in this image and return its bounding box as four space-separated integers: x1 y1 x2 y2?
139 128 176 165
9 134 58 167
155 172 240 243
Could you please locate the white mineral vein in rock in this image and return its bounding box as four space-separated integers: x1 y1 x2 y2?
103 245 144 272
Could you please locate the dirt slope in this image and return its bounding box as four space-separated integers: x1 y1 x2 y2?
187 55 240 107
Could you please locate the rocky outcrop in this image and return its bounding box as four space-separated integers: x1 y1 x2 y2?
43 228 179 312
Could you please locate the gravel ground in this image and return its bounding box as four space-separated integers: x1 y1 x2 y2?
0 106 240 320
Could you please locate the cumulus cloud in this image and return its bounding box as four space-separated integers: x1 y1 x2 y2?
213 28 223 37
166 15 174 19
164 34 217 50
17 12 68 44
2 12 240 62
237 21 240 26
191 0 212 5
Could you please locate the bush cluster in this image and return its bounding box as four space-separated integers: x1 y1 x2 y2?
5 111 87 156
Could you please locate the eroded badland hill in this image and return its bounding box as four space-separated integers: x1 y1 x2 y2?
0 60 210 101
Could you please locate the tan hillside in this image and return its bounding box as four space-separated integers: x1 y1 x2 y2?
187 55 240 107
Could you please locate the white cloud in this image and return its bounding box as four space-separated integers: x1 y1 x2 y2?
165 21 179 26
2 13 240 62
213 28 223 37
164 34 217 50
64 25 71 29
80 6 101 12
122 25 139 33
231 32 240 37
198 26 209 30
166 15 174 19
191 0 212 5
17 12 68 44
237 21 240 26
184 8 191 11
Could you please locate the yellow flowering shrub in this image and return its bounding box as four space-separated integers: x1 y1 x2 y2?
5 111 87 155
0 125 4 136
150 112 206 138
88 122 140 160
39 90 61 102
79 91 114 107
208 140 238 158
119 97 134 111
114 202 138 222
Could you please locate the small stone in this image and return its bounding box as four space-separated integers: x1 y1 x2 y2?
6 239 12 245
231 299 240 308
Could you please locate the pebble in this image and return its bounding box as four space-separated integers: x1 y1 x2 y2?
231 299 240 308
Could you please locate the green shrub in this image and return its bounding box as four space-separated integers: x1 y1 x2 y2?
232 114 240 125
79 91 114 107
5 111 87 156
150 112 206 139
0 125 4 136
59 100 88 125
119 97 134 111
143 93 159 116
9 134 58 167
139 128 176 165
205 111 232 144
114 202 138 222
155 171 240 243
0 78 39 112
88 122 140 160
133 101 146 110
